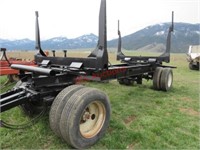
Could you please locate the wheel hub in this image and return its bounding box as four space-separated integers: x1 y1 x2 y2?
79 101 106 139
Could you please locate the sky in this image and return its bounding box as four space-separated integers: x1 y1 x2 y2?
0 0 199 40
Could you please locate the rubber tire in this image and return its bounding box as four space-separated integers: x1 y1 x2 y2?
49 84 85 137
189 62 196 70
189 62 199 71
160 68 173 91
118 78 133 86
118 78 124 85
59 87 111 149
153 67 163 90
123 78 133 86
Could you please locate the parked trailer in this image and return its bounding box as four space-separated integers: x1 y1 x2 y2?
116 12 175 90
187 45 200 70
0 0 175 148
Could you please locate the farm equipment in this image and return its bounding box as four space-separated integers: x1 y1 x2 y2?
187 45 200 70
0 0 175 148
117 12 175 89
0 48 35 82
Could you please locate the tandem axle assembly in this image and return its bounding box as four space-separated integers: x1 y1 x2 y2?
0 0 175 148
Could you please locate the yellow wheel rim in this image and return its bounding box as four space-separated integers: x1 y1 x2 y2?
79 101 106 138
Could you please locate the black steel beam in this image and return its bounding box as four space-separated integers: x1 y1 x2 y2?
90 64 153 81
35 11 46 57
0 89 28 113
117 11 174 64
11 64 55 76
35 0 108 71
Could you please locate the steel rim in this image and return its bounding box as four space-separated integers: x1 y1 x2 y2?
167 72 172 87
79 101 106 138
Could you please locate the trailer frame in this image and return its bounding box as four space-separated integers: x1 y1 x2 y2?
0 0 175 148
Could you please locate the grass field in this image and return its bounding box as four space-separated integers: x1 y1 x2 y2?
0 52 199 149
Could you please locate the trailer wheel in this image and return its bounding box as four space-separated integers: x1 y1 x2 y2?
118 78 133 86
160 68 173 91
49 84 85 137
153 67 163 90
118 78 124 85
124 78 133 86
189 62 199 70
59 88 111 149
189 62 195 70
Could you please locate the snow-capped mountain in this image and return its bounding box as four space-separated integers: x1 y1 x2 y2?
109 22 200 53
76 33 98 43
0 33 98 50
0 38 34 50
0 23 199 53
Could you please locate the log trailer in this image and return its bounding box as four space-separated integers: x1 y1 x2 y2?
0 0 175 148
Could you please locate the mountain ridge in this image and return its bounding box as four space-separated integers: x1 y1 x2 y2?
108 22 200 53
0 23 199 53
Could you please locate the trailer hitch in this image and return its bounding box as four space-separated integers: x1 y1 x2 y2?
0 87 38 113
0 86 48 129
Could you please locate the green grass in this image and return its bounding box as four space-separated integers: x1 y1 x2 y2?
0 53 200 149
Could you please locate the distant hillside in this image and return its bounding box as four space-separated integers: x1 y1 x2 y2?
0 33 98 50
0 38 34 50
108 23 200 53
42 34 98 49
0 23 199 53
